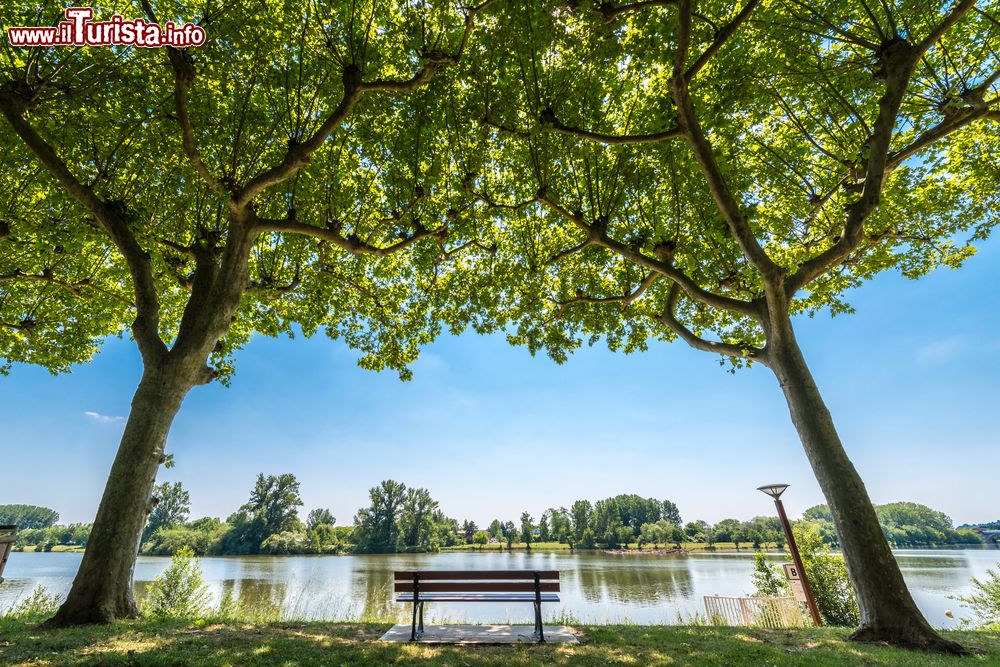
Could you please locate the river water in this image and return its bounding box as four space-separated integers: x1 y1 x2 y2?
3 548 997 628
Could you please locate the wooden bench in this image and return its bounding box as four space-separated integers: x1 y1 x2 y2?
394 570 560 642
0 525 16 584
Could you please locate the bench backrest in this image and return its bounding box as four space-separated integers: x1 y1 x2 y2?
394 570 560 594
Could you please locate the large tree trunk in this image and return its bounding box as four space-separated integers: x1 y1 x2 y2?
45 361 195 626
767 318 964 653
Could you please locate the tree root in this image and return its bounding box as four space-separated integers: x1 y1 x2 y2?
849 624 968 655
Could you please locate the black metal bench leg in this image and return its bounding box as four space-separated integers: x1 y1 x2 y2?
534 601 545 642
418 601 424 634
410 602 418 641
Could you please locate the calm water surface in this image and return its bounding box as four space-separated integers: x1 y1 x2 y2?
3 549 996 628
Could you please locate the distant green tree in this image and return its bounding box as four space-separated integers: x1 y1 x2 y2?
570 500 592 542
520 512 534 550
353 480 407 553
460 519 478 543
220 473 303 554
488 519 504 541
141 482 190 545
548 508 572 543
661 501 682 527
503 521 516 550
801 502 982 547
260 531 310 554
538 513 550 542
684 521 709 543
638 522 664 548
472 531 489 548
714 519 742 544
400 488 439 550
0 504 59 529
306 508 335 531
142 518 228 556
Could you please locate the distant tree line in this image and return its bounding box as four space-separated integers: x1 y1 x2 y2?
0 504 59 529
5 492 983 556
802 502 982 547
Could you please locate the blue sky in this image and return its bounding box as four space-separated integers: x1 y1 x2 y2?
3 238 998 529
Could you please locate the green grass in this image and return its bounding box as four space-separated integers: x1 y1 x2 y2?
2 616 999 666
17 545 86 553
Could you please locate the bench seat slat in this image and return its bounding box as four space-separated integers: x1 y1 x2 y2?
393 570 559 581
396 593 560 602
394 581 559 593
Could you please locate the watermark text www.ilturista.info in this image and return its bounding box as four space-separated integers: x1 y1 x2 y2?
7 7 205 48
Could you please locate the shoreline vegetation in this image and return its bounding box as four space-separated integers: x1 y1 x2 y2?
13 540 994 557
3 481 985 559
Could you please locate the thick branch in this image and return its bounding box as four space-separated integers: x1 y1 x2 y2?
913 0 978 60
166 48 223 193
248 272 302 300
553 272 658 309
660 284 766 361
887 103 996 170
0 269 91 297
669 0 781 279
536 193 762 319
599 0 677 22
234 69 363 208
671 92 781 278
786 38 936 293
235 0 497 209
0 82 166 360
684 0 761 81
540 108 682 145
255 216 443 256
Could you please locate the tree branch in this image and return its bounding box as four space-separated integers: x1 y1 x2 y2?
0 268 92 297
536 193 762 319
660 283 766 361
540 107 682 145
254 215 444 257
599 0 677 22
0 81 166 360
785 26 975 294
913 0 978 60
552 272 659 310
684 0 761 81
234 67 364 208
165 48 223 193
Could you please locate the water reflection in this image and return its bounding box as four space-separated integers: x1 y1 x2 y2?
3 548 999 628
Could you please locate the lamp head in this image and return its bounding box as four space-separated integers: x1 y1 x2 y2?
757 484 789 500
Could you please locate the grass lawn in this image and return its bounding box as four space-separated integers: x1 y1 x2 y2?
17 545 86 553
2 617 999 666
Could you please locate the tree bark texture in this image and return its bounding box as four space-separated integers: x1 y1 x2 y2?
45 363 193 626
767 316 964 653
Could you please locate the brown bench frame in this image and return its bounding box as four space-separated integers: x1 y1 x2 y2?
394 570 560 642
0 525 17 584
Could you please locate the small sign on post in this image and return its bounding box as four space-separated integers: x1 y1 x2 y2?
783 563 808 603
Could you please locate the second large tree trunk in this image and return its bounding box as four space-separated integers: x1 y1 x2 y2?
45 361 194 626
767 319 963 653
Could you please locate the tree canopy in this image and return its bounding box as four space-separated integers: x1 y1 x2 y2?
0 504 59 529
454 0 997 362
0 0 496 380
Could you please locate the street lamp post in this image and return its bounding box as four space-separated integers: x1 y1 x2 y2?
757 484 823 627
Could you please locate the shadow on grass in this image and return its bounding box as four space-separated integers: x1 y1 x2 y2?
2 617 1000 666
